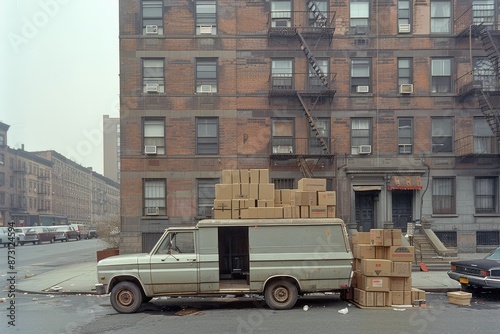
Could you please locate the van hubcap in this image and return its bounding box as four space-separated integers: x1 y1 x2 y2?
117 290 133 306
274 287 289 302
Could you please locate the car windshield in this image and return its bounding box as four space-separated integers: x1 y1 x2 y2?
485 248 500 260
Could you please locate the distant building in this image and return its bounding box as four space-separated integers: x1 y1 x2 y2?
0 121 120 227
119 0 500 254
103 115 121 183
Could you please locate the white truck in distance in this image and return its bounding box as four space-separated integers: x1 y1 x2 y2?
96 218 353 313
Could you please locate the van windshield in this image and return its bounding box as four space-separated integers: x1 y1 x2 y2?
156 232 194 254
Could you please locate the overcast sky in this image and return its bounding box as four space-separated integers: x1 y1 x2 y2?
1 0 119 175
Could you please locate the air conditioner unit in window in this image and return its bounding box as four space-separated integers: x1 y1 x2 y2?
355 25 368 35
145 207 159 216
399 84 414 94
358 145 372 154
146 83 159 93
144 145 157 155
146 25 158 34
199 25 213 34
399 24 411 33
275 19 290 27
356 85 370 93
200 85 213 93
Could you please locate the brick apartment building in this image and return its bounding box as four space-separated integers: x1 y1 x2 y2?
119 0 500 253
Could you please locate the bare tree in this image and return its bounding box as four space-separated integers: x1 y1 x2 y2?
94 214 120 248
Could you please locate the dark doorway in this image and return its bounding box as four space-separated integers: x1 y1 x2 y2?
218 227 249 283
355 192 377 232
392 191 412 232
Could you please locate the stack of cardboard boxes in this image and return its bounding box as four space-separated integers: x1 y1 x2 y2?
213 169 336 219
350 229 426 308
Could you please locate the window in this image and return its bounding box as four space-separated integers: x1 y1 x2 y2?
473 0 495 29
0 172 4 186
272 178 295 190
307 0 328 27
144 179 166 216
434 231 457 247
477 231 499 246
143 59 164 93
271 0 292 27
431 117 453 153
475 177 497 213
309 118 330 154
350 0 369 34
272 119 294 154
0 192 4 206
196 117 219 155
309 58 329 90
432 177 455 214
143 118 165 155
398 58 412 86
271 59 293 90
196 0 217 35
431 0 451 34
0 135 4 146
398 0 411 31
196 58 217 93
0 153 4 165
398 118 413 154
474 57 497 91
197 179 217 217
351 58 371 93
142 1 163 35
431 58 452 93
351 118 371 155
474 117 495 154
157 232 195 254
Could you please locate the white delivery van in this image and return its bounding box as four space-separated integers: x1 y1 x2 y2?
96 218 353 313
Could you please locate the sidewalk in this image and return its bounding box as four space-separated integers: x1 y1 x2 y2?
16 254 486 295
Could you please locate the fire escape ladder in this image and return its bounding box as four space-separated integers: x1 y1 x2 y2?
307 0 328 28
297 155 314 178
480 29 500 69
297 93 329 155
476 90 500 137
296 31 329 88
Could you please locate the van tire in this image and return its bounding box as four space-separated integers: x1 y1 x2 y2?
265 279 298 310
110 281 143 313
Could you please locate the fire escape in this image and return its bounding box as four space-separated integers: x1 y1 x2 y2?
268 1 335 177
455 3 500 157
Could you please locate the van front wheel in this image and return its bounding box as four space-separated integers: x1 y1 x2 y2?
110 281 143 313
265 280 298 310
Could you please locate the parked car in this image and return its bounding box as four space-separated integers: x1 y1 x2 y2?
0 227 12 247
87 229 98 239
50 225 81 242
448 247 500 291
22 227 56 245
71 224 90 239
13 227 31 246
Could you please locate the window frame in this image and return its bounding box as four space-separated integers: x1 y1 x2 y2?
308 57 329 90
142 0 164 35
143 118 166 155
398 0 412 31
307 0 328 28
350 0 370 34
473 117 495 154
271 118 295 154
196 58 218 93
351 58 371 94
196 117 219 155
143 178 167 216
431 58 452 93
398 118 413 154
398 58 413 86
270 0 292 27
195 0 217 35
142 58 165 93
431 117 454 153
197 178 218 218
271 58 294 90
475 177 497 214
309 117 330 154
351 118 372 155
432 177 456 214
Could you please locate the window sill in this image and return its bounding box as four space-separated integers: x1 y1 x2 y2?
431 214 458 218
141 216 168 220
474 213 500 217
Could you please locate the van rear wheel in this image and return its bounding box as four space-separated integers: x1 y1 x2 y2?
110 281 143 313
265 280 298 310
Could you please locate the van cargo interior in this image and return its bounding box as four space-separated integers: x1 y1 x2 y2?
218 226 249 284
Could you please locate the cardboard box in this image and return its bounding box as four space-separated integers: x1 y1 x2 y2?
257 199 274 207
391 291 412 305
309 206 328 218
370 229 384 246
248 207 260 219
259 169 270 183
292 191 317 206
231 170 240 184
327 205 336 218
240 169 250 184
250 169 260 183
352 244 376 259
357 274 390 292
390 277 412 291
259 183 275 200
214 199 231 211
411 288 426 302
392 262 412 277
215 184 232 200
359 259 392 276
354 288 375 307
232 184 241 199
298 178 326 192
231 199 241 219
214 208 231 219
300 206 310 218
274 207 284 218
375 246 385 259
318 191 336 206
291 206 300 218
351 232 371 245
274 190 281 204
281 189 292 205
447 291 472 306
283 205 292 218
376 292 391 307
250 183 259 199
385 246 415 262
383 229 403 246
221 170 233 184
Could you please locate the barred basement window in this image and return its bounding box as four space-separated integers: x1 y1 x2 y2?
476 231 500 246
434 231 457 248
